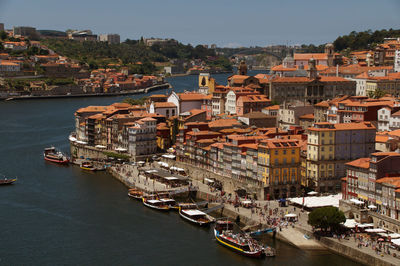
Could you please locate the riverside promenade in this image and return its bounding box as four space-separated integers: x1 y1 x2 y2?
108 161 400 265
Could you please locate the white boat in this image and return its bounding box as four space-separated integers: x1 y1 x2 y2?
142 198 170 211
179 208 215 226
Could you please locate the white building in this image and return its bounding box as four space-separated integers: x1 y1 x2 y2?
127 117 157 157
395 50 400 73
149 102 177 118
377 107 400 131
98 34 120 44
225 90 237 115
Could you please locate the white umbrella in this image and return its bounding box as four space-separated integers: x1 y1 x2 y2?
307 191 318 195
285 213 298 218
368 205 377 209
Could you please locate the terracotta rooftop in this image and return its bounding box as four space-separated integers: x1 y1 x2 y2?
154 102 176 108
209 118 242 128
294 53 328 60
345 158 370 169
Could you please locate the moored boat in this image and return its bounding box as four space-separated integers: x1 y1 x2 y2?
128 188 144 200
0 178 17 185
142 197 170 211
214 220 265 258
80 161 96 171
179 207 215 226
43 147 69 165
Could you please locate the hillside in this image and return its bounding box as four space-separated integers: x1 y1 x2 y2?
41 39 232 73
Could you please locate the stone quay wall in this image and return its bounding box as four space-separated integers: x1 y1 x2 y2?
70 142 109 162
319 237 395 266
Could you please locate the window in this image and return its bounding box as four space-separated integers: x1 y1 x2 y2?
283 150 287 155
275 150 278 155
291 149 295 154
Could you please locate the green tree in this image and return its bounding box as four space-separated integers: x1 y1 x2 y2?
308 206 345 232
122 97 148 105
367 88 386 99
0 31 7 40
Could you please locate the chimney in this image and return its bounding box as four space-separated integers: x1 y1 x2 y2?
336 64 339 77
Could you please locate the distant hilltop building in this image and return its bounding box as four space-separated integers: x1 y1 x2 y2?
13 26 39 39
98 34 120 44
143 38 178 47
68 30 97 42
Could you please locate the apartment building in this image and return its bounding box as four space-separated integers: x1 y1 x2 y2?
306 122 376 192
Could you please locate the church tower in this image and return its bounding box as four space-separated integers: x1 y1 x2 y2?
238 60 248 75
325 43 334 67
308 58 318 79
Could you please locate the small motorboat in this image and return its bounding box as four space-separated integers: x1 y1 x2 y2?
128 188 144 200
80 161 96 171
142 196 170 211
44 147 69 165
0 177 17 185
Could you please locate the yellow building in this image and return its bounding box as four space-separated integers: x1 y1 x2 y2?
306 122 376 193
198 73 215 94
258 139 301 199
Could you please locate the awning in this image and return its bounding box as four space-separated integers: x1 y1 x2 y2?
242 200 252 204
343 219 356 228
204 178 214 183
365 228 386 233
307 191 318 195
95 145 106 149
162 154 175 159
350 199 364 205
389 233 400 239
164 176 179 181
368 205 377 209
392 238 400 246
137 161 145 164
115 147 127 152
285 213 298 218
145 170 158 173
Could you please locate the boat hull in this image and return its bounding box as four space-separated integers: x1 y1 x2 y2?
142 199 170 211
80 166 96 171
179 210 212 226
128 192 143 200
214 229 264 258
0 179 17 185
44 156 69 165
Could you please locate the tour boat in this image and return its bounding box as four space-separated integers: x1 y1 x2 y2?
0 178 17 185
179 207 215 226
159 198 177 209
43 147 69 164
214 220 265 258
128 188 144 200
80 161 96 171
142 197 170 211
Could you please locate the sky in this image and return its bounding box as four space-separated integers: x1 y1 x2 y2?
0 0 399 47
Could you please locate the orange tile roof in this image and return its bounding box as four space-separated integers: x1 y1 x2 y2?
294 53 328 60
299 113 314 119
345 158 370 169
228 75 250 83
263 105 280 110
209 118 242 128
314 101 329 107
376 177 400 187
178 93 206 101
376 135 389 143
310 122 375 131
154 102 176 108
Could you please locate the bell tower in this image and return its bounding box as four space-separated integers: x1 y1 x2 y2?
238 60 248 75
325 43 334 67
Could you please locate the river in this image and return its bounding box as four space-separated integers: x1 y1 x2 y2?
0 71 357 265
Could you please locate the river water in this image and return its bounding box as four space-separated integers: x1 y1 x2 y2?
0 72 357 265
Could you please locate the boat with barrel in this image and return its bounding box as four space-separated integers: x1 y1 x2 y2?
80 161 96 171
142 195 170 211
43 147 69 165
214 220 266 258
0 177 17 185
128 188 144 200
179 205 215 226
